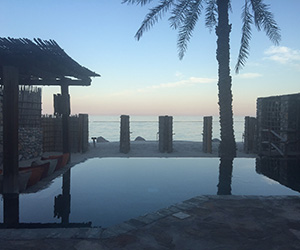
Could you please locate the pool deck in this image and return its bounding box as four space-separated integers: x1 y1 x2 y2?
1 195 300 249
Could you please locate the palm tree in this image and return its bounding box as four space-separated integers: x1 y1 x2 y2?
123 0 280 157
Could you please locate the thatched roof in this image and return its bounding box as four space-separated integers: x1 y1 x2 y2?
0 37 100 86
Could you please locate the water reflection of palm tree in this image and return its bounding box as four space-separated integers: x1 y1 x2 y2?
217 157 234 195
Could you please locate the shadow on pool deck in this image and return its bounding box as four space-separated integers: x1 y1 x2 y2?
0 195 300 249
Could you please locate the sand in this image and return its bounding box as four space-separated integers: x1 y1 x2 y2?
70 141 256 165
2 140 255 171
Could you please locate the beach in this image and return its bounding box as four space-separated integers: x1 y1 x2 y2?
70 141 256 165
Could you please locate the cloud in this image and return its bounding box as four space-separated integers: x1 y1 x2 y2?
236 73 263 79
264 46 300 65
175 71 184 78
106 77 217 97
137 77 216 93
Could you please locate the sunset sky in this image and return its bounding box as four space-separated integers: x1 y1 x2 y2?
1 0 299 116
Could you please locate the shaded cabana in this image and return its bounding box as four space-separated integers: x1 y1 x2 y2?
0 37 100 195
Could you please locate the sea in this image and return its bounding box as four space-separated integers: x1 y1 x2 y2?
89 115 246 142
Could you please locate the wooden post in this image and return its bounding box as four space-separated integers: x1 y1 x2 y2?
79 114 88 153
159 116 173 153
91 137 97 147
203 116 212 153
244 116 257 154
167 116 173 153
120 115 130 153
159 116 165 153
61 84 70 161
3 66 19 194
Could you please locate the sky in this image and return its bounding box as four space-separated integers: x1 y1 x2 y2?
0 0 299 116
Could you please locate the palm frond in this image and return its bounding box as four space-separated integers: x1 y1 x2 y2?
228 0 232 12
177 0 203 59
135 0 175 40
235 0 253 73
205 0 217 32
122 0 154 6
169 0 191 30
250 0 281 44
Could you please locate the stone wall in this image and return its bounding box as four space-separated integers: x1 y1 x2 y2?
19 127 42 160
0 87 42 163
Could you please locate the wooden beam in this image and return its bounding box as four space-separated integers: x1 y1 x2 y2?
17 77 92 86
2 66 19 194
61 84 70 158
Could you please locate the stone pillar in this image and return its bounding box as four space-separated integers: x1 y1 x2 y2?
120 115 130 153
203 116 212 153
159 116 173 153
3 66 19 194
244 116 257 154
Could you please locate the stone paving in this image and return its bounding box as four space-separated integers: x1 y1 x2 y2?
1 195 300 249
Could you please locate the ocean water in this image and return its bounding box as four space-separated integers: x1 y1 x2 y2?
89 115 246 142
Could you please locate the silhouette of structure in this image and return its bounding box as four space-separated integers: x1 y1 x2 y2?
0 87 42 161
256 157 300 193
0 38 100 195
1 168 91 228
120 115 130 153
244 116 257 154
203 116 213 153
159 116 173 153
257 93 300 158
42 114 89 153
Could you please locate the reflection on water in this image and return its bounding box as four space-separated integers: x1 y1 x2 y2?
217 158 233 195
3 193 19 228
1 169 91 228
54 169 71 225
256 157 300 193
1 157 299 228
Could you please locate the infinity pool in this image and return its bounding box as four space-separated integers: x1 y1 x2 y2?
0 158 299 227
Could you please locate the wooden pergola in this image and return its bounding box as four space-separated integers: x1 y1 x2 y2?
0 37 100 194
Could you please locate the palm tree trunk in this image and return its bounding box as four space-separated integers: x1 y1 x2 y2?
216 0 236 158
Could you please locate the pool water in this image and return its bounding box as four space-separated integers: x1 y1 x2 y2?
0 158 299 228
